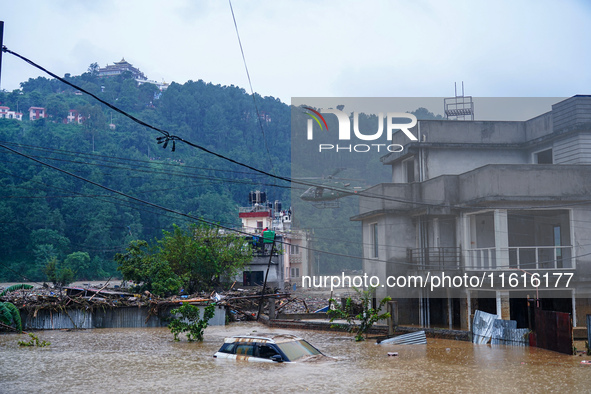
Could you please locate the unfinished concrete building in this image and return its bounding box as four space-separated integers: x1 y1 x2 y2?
352 95 591 330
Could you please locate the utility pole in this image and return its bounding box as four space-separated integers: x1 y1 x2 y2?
0 21 4 89
257 236 276 320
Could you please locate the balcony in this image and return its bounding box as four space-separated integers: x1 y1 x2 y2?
239 205 271 214
465 246 573 270
407 247 461 270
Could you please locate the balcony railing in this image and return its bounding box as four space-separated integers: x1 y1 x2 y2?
465 246 573 270
407 247 461 270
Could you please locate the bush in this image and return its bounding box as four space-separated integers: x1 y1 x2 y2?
328 287 391 342
168 303 216 342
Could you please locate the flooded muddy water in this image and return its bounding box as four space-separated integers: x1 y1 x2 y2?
1 323 590 393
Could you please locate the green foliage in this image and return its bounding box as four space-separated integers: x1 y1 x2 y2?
0 284 33 297
44 256 75 288
157 224 252 292
327 287 392 342
0 283 32 332
0 69 294 284
116 225 251 295
168 303 216 342
63 251 91 279
18 333 50 347
0 302 23 332
115 240 183 296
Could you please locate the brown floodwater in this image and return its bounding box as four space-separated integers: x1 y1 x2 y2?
1 323 590 393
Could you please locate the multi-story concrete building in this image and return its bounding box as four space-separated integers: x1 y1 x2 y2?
352 95 591 330
28 107 45 120
66 109 84 124
238 192 312 289
0 106 23 120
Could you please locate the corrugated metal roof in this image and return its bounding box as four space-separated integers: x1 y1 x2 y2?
472 310 497 344
379 331 427 345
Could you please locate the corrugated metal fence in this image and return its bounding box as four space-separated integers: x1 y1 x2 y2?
533 309 572 355
21 305 226 330
472 310 529 346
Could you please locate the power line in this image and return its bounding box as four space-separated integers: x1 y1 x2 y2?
1 46 454 209
0 144 438 268
228 0 277 178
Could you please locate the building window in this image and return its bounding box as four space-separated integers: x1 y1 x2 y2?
370 223 378 258
534 149 553 164
290 244 300 255
403 158 415 183
257 221 263 231
290 267 300 278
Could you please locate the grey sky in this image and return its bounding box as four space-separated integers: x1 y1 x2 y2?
1 0 590 107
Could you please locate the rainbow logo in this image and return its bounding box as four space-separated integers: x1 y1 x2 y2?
304 107 329 131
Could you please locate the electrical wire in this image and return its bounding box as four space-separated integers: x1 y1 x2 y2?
1 46 454 209
3 48 591 270
228 0 277 178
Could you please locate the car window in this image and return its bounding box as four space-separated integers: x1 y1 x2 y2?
218 343 236 354
276 340 321 361
257 344 280 359
235 343 254 356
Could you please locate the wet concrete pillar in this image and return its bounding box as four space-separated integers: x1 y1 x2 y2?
494 209 509 269
387 301 398 335
460 293 470 331
496 291 510 320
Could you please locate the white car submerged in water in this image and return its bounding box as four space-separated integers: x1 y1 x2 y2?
213 334 326 363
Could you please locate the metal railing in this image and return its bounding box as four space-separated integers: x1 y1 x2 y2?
465 246 573 270
465 247 497 270
238 205 271 213
407 247 461 270
508 246 572 269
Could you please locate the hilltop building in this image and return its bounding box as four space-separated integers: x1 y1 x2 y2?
99 58 169 92
66 109 84 124
238 191 313 288
352 95 591 331
28 107 46 120
99 58 147 80
0 106 23 120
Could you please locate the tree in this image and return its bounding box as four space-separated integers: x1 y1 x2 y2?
0 285 33 333
115 225 252 295
63 251 91 280
157 224 252 292
0 302 23 332
46 95 69 121
115 240 183 297
88 62 100 77
168 303 216 341
44 256 75 288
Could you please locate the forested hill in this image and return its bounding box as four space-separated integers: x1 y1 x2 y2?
0 66 291 281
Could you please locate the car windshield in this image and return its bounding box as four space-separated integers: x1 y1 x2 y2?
276 340 321 361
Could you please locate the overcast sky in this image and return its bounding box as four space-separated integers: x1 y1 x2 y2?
2 0 590 111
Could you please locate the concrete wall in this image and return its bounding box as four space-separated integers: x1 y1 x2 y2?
457 165 591 204
421 148 529 180
552 96 591 132
524 112 553 141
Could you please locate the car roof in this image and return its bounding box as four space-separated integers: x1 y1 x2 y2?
224 334 303 344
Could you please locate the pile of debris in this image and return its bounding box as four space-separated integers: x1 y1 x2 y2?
1 282 363 326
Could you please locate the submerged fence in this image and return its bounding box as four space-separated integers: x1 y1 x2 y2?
472 310 529 346
532 308 572 355
21 305 226 330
